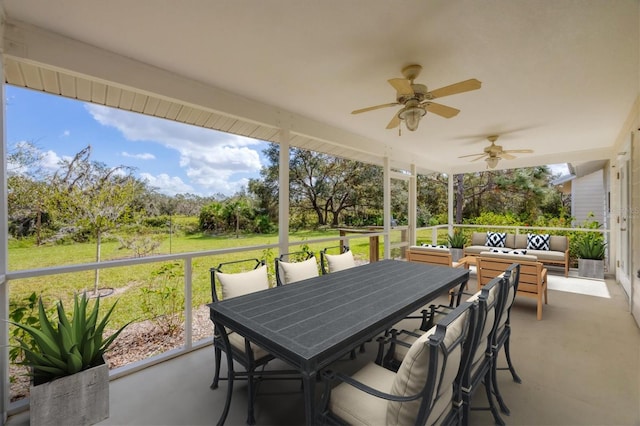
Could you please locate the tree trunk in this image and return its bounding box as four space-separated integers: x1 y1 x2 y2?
455 174 464 224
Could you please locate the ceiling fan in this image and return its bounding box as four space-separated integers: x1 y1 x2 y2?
351 64 481 133
458 135 534 169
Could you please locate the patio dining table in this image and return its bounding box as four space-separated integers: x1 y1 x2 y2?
208 259 470 425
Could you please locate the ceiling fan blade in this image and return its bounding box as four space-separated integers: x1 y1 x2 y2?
501 153 516 160
428 78 482 99
351 102 399 114
388 78 414 96
504 149 534 154
471 154 489 162
425 102 460 119
386 113 401 129
458 152 486 159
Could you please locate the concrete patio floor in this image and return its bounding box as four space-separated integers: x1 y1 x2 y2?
7 272 640 425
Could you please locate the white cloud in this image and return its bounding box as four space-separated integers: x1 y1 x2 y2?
85 104 264 194
140 173 195 196
122 151 156 160
62 130 70 137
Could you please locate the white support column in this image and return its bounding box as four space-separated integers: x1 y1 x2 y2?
278 128 290 258
448 174 454 235
1 16 10 421
409 164 417 245
383 157 391 259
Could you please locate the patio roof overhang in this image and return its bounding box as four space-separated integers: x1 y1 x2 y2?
1 1 638 175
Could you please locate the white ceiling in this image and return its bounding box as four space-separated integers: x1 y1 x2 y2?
2 0 639 174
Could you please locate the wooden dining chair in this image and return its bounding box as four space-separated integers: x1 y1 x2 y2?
319 301 477 426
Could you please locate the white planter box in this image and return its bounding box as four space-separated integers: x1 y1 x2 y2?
30 359 109 426
578 258 604 280
450 248 464 262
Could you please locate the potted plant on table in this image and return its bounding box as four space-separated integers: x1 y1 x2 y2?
576 232 606 279
447 230 467 262
11 292 129 426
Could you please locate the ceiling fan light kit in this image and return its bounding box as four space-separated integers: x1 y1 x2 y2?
485 156 500 169
397 101 426 131
351 64 481 132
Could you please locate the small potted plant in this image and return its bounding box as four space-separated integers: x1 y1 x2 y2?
576 232 606 279
11 292 129 426
447 230 467 262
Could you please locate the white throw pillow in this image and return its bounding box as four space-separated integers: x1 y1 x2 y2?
325 250 356 273
279 257 319 284
217 264 269 300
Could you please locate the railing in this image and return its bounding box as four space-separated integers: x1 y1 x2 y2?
5 229 397 413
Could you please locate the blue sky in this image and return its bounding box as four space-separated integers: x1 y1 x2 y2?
6 85 569 196
6 86 269 196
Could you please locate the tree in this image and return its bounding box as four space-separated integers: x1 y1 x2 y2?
51 145 143 294
7 141 52 243
256 144 383 227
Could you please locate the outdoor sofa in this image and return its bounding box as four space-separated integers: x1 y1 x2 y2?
463 231 569 277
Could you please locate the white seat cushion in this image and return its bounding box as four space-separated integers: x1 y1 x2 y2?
226 330 270 360
278 257 319 284
325 250 356 272
328 362 395 425
217 264 269 299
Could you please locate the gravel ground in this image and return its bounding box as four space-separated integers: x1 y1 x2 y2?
10 305 213 402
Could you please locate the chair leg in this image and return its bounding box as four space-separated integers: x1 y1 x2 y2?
211 345 222 389
484 369 505 425
537 294 543 320
492 356 510 415
504 337 522 383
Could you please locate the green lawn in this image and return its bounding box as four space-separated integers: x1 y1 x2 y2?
9 228 424 329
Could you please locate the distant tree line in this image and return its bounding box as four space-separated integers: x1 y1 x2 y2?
7 141 570 246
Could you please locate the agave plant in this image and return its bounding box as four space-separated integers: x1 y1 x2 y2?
576 232 606 260
447 230 467 249
11 292 129 384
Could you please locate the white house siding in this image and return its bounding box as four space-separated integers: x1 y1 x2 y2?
572 169 606 226
632 132 640 328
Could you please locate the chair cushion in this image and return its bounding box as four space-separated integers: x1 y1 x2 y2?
411 245 450 253
388 308 467 426
278 257 319 284
527 233 550 250
421 243 448 249
329 362 395 425
217 264 269 300
486 231 506 247
226 330 270 361
479 251 539 262
325 250 356 272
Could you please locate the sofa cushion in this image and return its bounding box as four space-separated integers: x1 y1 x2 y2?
421 243 448 249
471 232 487 246
549 235 568 252
480 251 539 262
486 231 507 247
527 233 550 251
526 249 566 262
411 245 450 253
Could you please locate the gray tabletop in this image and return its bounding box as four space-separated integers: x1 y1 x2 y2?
209 259 469 374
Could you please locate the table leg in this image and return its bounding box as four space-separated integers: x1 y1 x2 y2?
302 373 316 425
